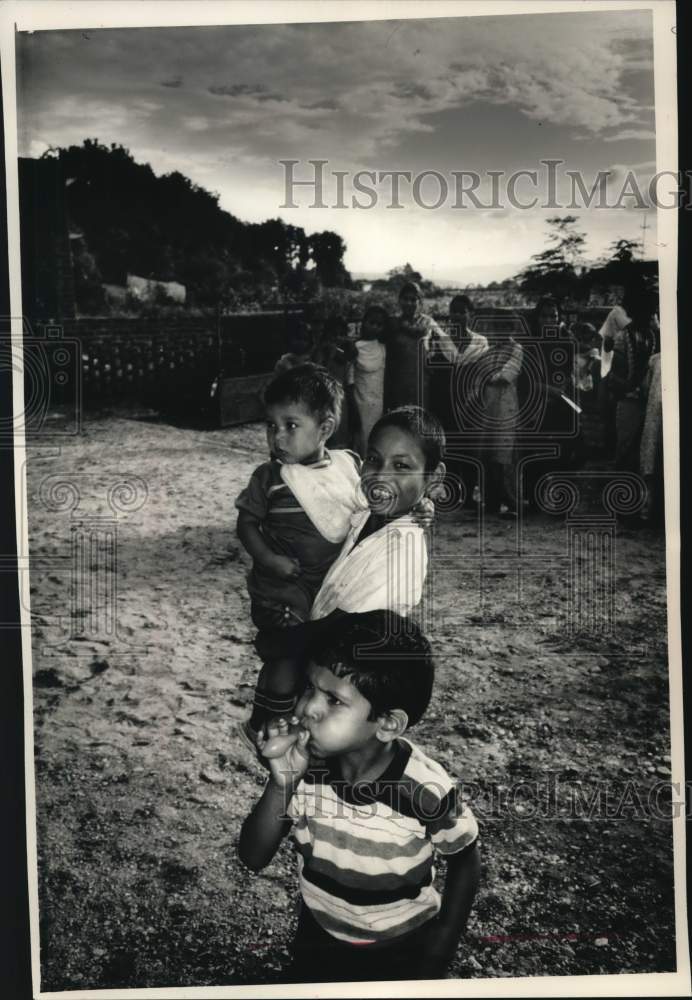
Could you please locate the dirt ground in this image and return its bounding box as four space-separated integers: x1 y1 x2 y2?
26 408 676 991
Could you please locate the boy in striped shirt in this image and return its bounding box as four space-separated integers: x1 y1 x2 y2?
239 610 480 982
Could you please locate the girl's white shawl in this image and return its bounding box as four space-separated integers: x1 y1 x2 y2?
310 511 428 620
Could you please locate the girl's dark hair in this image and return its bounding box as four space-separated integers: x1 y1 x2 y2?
449 294 474 313
310 610 434 727
264 362 343 424
370 405 445 470
361 305 390 340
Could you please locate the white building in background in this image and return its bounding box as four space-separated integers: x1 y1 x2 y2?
126 273 187 304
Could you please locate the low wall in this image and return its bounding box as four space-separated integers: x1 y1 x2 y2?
29 313 301 418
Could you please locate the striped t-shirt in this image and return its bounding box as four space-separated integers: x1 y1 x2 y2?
287 738 479 944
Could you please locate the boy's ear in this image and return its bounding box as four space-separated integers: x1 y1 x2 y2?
425 462 446 494
320 415 336 441
376 708 409 743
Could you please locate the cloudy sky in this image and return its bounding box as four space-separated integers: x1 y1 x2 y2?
16 8 659 284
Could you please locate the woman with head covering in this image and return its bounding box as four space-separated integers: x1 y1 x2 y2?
596 305 632 457
383 281 459 415
444 295 490 507
638 316 662 522
520 297 582 510
609 303 658 472
478 314 523 516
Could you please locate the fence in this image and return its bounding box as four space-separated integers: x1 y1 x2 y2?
29 312 300 422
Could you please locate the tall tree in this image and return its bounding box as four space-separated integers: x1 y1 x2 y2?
516 215 588 301
586 238 658 313
310 231 350 287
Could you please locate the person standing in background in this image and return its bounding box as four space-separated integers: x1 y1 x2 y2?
596 305 632 458
274 315 313 374
311 312 357 448
384 281 458 414
639 321 662 523
350 304 389 458
480 321 523 516
446 295 489 509
520 297 579 510
609 306 657 473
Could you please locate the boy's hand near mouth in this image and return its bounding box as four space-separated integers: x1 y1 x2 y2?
259 716 311 766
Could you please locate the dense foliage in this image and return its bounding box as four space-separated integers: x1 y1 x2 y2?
54 140 351 309
516 217 658 312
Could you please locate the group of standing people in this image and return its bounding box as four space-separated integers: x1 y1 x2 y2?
275 282 663 523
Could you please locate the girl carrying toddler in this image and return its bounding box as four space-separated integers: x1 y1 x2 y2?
235 361 444 750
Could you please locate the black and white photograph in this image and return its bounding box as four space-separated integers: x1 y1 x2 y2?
3 0 688 996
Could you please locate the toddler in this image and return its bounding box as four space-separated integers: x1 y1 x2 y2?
236 364 360 744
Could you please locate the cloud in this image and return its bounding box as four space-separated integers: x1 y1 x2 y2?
255 93 290 103
603 129 656 142
183 116 210 132
208 83 266 97
303 99 340 111
14 10 659 275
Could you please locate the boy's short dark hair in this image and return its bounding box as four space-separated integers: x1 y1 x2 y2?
449 294 474 314
371 405 446 471
264 363 343 424
309 610 434 728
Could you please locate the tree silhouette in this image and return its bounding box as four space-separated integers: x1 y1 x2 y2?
310 231 349 287
27 140 351 311
516 215 587 300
